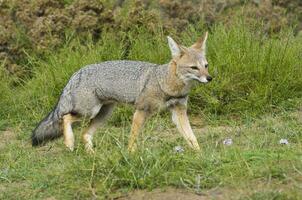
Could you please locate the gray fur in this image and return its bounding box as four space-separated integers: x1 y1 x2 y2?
32 60 189 146
32 32 212 151
56 60 186 116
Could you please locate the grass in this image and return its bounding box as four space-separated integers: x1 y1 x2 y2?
1 110 301 199
0 22 302 199
1 22 302 125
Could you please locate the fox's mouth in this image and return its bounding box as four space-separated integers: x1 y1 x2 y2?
181 74 213 84
192 76 212 83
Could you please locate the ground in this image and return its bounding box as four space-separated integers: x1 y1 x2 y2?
0 109 301 199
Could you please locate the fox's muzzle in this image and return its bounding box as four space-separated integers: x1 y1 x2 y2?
206 76 212 82
192 75 212 83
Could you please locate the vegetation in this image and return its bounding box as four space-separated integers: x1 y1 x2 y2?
1 22 301 125
0 0 302 199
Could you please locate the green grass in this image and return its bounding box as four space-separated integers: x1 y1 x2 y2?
0 110 301 199
1 22 302 199
1 22 302 126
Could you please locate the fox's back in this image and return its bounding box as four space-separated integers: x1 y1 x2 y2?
64 60 158 104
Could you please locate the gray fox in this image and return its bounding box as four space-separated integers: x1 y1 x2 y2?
32 32 212 153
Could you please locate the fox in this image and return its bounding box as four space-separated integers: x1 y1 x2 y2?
31 32 212 153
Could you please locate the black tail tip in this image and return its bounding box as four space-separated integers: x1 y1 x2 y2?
31 134 42 147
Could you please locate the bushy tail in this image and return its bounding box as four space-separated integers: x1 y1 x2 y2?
32 107 62 146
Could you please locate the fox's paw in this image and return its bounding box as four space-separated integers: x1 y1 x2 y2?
193 145 201 151
64 141 74 152
128 143 137 153
193 143 201 151
85 144 95 154
83 135 95 154
189 140 201 151
66 145 74 152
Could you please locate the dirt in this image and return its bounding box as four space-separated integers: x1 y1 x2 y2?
116 175 302 200
0 129 15 150
0 181 31 199
282 109 302 124
116 187 227 200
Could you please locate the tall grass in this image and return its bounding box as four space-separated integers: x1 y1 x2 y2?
0 22 301 128
0 67 12 129
1 22 302 200
190 24 302 117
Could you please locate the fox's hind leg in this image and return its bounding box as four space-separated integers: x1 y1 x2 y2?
63 114 80 151
82 103 115 153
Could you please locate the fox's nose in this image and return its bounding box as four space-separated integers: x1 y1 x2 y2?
206 76 212 82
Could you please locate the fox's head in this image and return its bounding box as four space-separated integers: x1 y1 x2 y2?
167 33 212 84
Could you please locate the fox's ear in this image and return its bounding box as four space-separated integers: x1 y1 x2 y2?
191 31 208 52
167 36 182 58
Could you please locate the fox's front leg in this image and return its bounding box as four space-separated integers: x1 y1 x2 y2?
128 110 148 152
170 105 200 151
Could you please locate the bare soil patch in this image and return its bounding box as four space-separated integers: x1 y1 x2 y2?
116 177 302 200
116 187 226 200
0 129 15 150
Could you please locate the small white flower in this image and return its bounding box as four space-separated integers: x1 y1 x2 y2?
223 138 233 146
279 139 289 145
174 146 184 153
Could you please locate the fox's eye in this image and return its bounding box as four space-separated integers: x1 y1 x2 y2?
205 64 209 68
190 66 199 70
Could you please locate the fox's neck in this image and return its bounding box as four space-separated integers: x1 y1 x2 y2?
156 61 190 97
